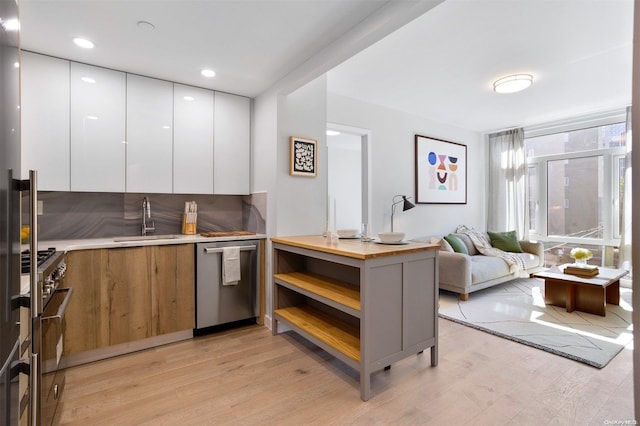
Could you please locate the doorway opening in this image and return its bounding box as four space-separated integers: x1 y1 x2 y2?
326 123 371 234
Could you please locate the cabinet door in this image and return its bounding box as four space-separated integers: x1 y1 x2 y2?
63 249 106 355
173 84 214 194
150 244 195 335
126 74 173 193
20 52 70 190
214 92 250 194
70 63 126 191
64 247 153 353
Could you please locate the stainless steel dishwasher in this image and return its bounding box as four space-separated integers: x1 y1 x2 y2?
195 240 259 333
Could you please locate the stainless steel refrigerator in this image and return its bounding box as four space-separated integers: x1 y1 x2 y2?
0 0 22 424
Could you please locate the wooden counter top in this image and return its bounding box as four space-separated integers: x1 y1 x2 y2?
271 235 438 260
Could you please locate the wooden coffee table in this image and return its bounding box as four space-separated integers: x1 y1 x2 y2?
532 266 628 316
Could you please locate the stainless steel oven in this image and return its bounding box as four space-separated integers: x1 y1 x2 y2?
40 285 72 425
20 170 73 426
20 247 70 426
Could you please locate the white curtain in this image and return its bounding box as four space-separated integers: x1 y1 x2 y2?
619 106 632 274
487 128 527 238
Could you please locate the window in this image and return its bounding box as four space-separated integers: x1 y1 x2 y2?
525 120 626 265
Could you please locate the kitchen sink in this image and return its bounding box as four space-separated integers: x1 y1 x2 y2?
113 234 180 242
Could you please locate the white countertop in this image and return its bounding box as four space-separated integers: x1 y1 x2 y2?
35 233 267 252
20 233 266 294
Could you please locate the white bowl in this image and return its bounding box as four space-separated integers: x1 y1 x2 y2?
378 232 405 243
337 228 359 238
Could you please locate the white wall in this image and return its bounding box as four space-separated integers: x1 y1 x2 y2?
252 88 279 237
327 93 484 239
252 76 328 324
277 76 328 236
631 0 639 413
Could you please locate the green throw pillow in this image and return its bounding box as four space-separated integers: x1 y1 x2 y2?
488 230 523 253
444 234 468 254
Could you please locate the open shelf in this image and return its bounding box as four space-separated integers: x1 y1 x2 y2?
274 272 360 313
271 237 438 400
274 305 360 363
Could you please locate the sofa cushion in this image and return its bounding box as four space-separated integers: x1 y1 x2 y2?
468 252 540 285
445 234 468 254
452 233 479 256
488 230 523 253
430 236 454 252
470 255 510 283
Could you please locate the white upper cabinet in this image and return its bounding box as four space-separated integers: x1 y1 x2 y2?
22 54 252 194
173 84 214 194
126 75 173 193
213 92 251 194
21 52 70 190
70 63 126 192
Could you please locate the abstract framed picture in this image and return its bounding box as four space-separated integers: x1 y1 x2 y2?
415 134 467 204
290 136 317 177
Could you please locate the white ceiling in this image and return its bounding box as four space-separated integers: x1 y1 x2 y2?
330 0 634 133
19 0 633 134
19 0 394 96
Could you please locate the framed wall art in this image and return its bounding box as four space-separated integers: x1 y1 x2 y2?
415 134 467 204
290 136 317 177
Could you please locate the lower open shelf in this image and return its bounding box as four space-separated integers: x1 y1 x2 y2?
274 305 360 363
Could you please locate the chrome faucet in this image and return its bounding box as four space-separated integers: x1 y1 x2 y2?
141 196 155 236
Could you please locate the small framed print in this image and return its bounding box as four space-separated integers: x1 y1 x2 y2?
290 136 317 177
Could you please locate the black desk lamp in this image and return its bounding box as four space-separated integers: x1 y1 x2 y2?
391 195 415 232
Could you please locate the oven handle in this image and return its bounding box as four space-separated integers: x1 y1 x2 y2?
41 288 73 322
204 245 256 254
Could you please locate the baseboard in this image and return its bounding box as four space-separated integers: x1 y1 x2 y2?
63 329 193 368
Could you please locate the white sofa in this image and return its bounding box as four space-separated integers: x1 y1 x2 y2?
418 232 545 300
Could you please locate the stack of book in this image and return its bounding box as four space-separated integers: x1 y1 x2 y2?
563 264 599 278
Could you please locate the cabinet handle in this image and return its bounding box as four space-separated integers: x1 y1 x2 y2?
204 245 256 254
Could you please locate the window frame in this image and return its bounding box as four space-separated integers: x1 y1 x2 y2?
525 133 625 247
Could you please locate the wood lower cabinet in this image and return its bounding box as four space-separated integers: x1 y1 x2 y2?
271 236 438 401
64 244 194 356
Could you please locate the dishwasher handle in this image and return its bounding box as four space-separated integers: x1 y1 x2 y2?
204 245 257 254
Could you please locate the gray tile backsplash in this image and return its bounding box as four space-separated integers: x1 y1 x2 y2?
29 191 266 240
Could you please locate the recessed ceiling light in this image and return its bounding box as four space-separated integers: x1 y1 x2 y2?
493 74 533 94
183 96 195 101
73 37 95 49
201 69 216 78
137 20 155 30
2 18 19 31
326 130 341 136
81 77 96 84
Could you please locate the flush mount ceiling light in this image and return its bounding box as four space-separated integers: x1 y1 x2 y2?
201 69 216 78
81 77 96 84
326 130 340 136
493 74 533 94
73 37 95 49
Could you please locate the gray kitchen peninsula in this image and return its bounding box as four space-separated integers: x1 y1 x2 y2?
271 235 439 401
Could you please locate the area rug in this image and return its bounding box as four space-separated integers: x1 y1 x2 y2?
438 278 633 368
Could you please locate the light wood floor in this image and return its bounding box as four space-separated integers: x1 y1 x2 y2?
55 318 635 425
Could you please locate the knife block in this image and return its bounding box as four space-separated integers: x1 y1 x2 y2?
181 213 197 235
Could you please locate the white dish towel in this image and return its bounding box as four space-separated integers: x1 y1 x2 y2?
222 246 241 285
